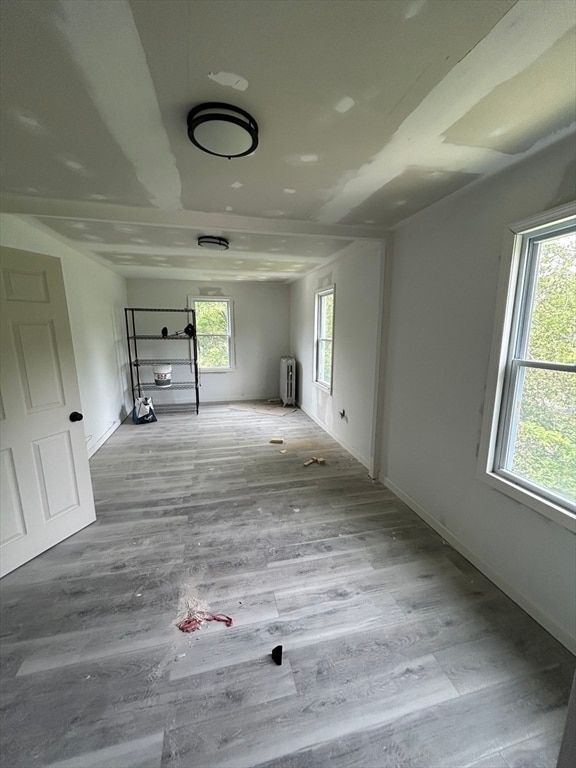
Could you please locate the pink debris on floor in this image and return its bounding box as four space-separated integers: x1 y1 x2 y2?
176 612 233 633
176 586 233 633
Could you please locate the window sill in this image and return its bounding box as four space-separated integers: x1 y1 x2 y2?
313 380 332 395
199 367 235 374
481 470 576 532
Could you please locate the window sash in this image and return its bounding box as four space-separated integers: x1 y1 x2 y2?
190 299 233 370
315 288 334 389
496 360 575 509
493 222 576 513
316 339 333 386
196 333 231 368
318 293 333 340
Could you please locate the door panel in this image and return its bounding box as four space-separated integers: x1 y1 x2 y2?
0 247 96 577
3 268 50 303
0 448 27 545
33 431 80 520
14 320 65 410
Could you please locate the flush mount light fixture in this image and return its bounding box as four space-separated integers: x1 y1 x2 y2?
187 103 258 158
197 235 229 251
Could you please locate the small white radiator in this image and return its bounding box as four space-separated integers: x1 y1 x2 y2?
280 356 295 406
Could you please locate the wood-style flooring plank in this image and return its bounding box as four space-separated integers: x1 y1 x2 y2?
0 404 573 768
251 665 569 768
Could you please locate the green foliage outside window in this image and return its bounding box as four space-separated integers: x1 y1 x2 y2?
194 300 231 368
317 291 334 386
510 234 576 502
320 292 333 339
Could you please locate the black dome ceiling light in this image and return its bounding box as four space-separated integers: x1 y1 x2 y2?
197 235 229 251
187 103 259 158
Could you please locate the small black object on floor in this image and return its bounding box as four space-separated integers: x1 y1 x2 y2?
271 645 283 665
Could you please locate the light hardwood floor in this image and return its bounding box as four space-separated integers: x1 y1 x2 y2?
1 404 574 768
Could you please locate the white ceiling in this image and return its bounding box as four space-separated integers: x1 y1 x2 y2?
1 0 575 282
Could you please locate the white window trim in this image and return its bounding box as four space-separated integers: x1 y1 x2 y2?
314 286 334 394
188 296 236 372
477 201 576 532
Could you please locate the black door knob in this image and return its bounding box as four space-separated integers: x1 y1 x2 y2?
69 412 84 422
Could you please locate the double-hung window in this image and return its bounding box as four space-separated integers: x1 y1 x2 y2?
315 287 334 391
480 203 575 524
189 298 234 370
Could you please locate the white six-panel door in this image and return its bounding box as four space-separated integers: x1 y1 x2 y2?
0 247 96 577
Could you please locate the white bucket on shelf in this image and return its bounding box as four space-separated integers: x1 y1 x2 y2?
153 364 172 388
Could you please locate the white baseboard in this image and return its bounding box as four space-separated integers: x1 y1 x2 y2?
384 477 576 655
201 395 281 404
299 403 370 470
87 419 121 459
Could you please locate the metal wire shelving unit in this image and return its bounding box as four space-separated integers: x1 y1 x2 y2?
124 307 200 415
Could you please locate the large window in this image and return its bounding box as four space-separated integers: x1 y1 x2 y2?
315 287 334 390
480 204 575 524
189 298 234 370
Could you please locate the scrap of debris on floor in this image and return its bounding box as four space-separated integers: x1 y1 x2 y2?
175 588 286 671
176 588 233 633
269 437 326 466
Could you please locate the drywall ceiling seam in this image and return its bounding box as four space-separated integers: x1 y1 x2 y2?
56 0 182 211
316 0 576 224
1 214 123 275
388 125 576 233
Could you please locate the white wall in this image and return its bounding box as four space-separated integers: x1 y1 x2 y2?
0 215 130 457
127 278 290 403
380 134 576 650
290 241 384 470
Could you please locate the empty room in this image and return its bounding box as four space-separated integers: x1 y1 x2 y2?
0 1 575 767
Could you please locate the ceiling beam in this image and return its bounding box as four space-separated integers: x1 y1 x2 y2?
1 196 389 241
89 244 326 263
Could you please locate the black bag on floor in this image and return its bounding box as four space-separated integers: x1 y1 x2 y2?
132 397 157 424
